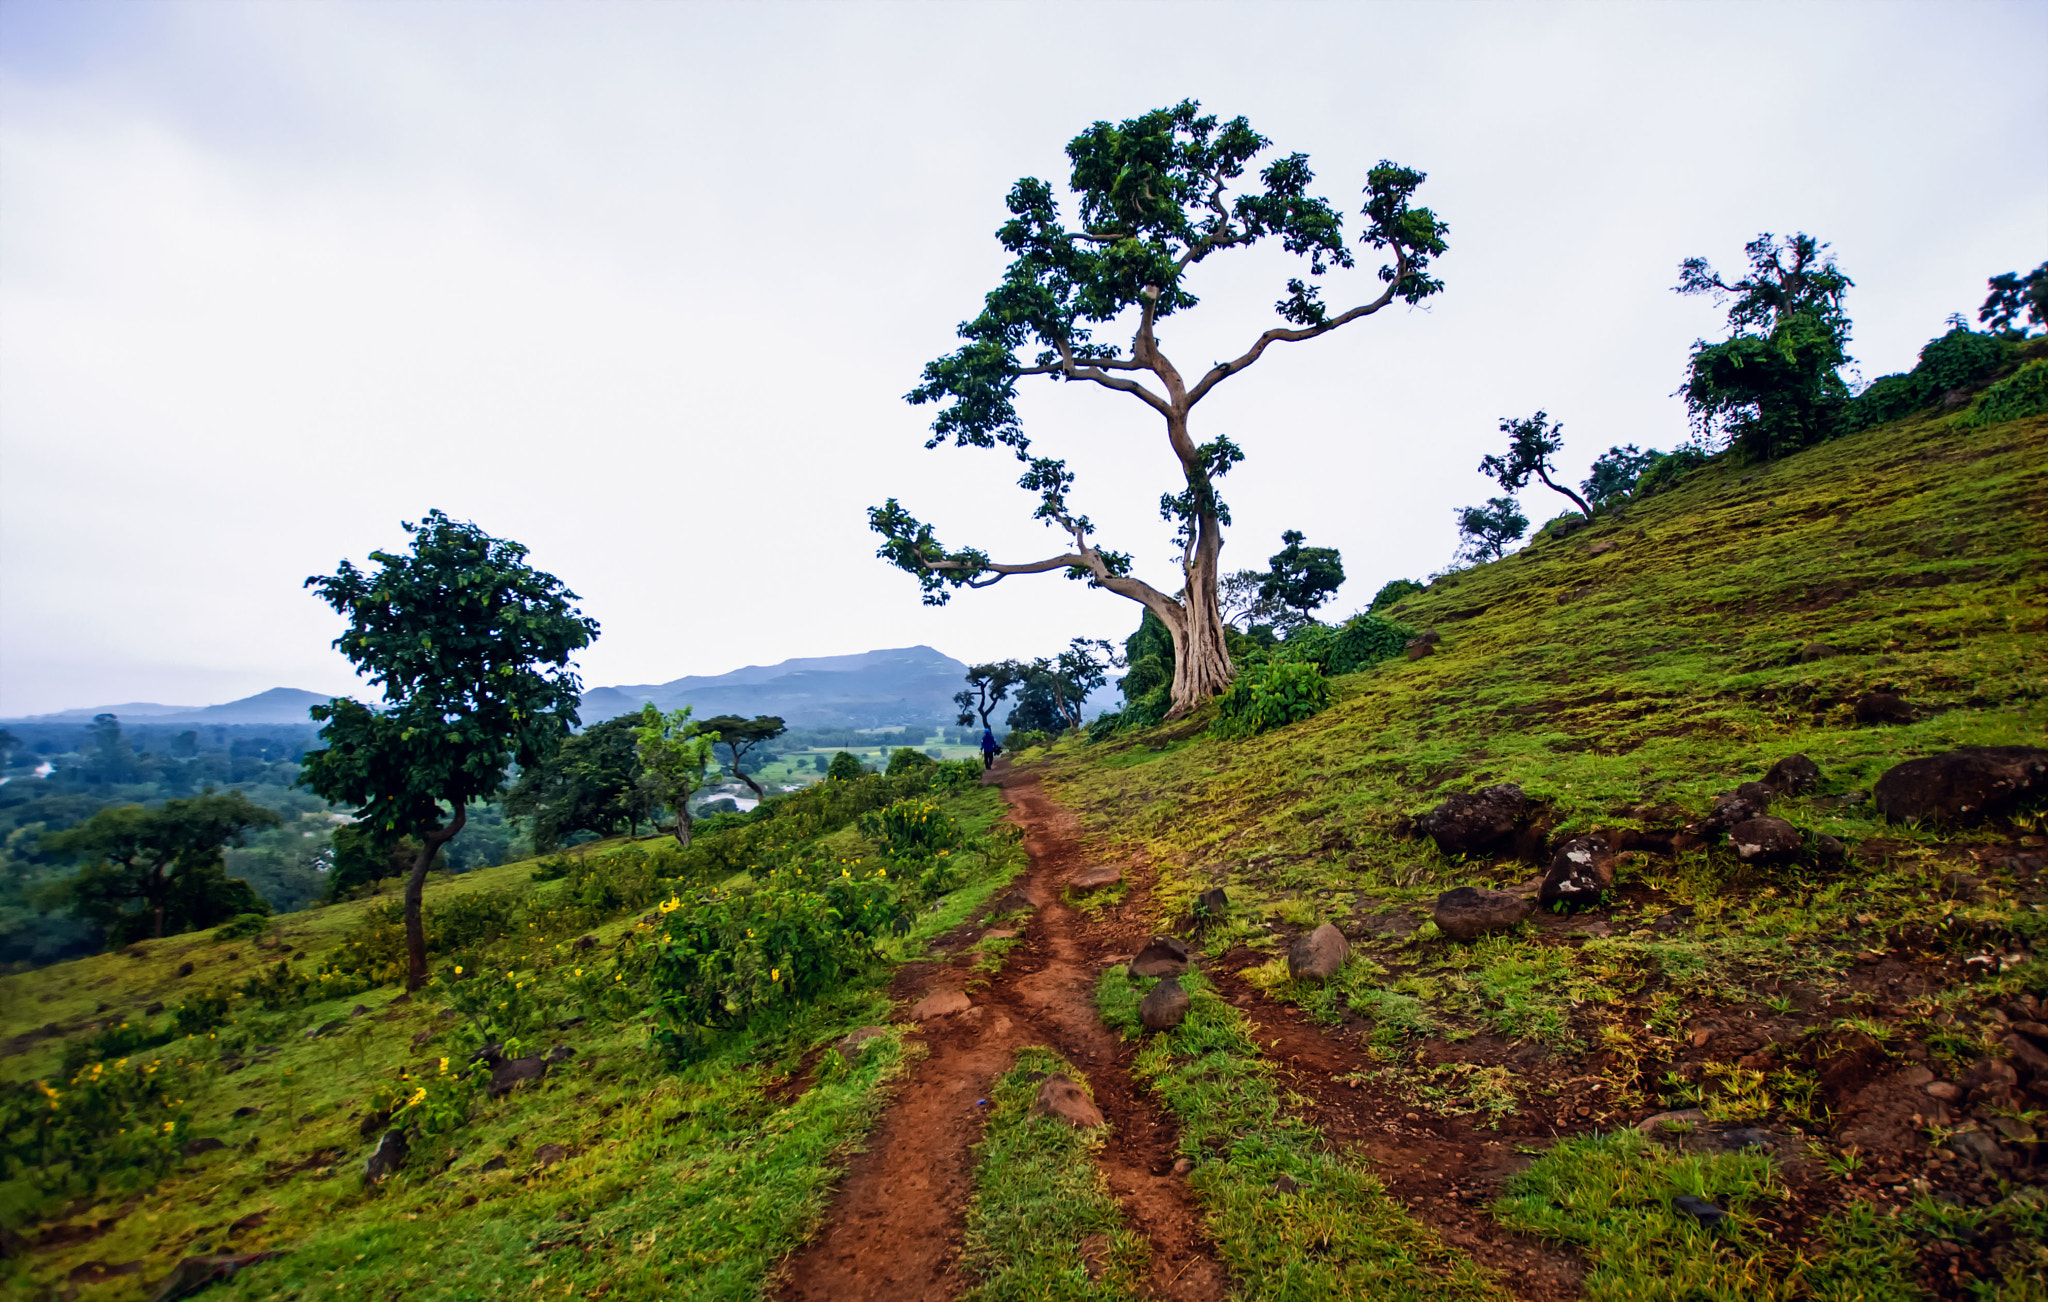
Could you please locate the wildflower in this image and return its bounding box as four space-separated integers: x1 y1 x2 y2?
772 968 780 981
455 965 464 975
163 1120 176 1134
407 1086 428 1108
438 1057 449 1074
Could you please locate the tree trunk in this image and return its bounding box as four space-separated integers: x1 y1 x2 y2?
1164 509 1235 718
403 803 467 992
1536 467 1595 518
672 799 693 849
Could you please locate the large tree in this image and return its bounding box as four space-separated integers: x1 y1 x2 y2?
694 715 786 805
300 511 597 990
49 791 279 943
954 661 1025 731
504 714 648 850
870 100 1447 718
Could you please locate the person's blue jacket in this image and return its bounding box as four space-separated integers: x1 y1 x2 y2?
980 728 998 755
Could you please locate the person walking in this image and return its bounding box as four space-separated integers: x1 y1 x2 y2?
980 726 999 771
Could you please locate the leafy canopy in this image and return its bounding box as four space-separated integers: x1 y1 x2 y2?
1258 529 1346 623
1480 412 1594 517
1978 262 2046 338
1455 497 1529 564
300 510 599 840
48 791 280 942
504 714 648 850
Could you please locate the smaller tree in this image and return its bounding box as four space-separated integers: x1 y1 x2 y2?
1217 569 1284 631
636 705 719 848
826 751 866 782
49 791 280 943
1012 638 1120 733
1368 578 1423 612
1453 497 1528 563
505 714 647 850
1980 262 2046 338
1258 530 1346 626
1580 444 1664 510
1479 413 1594 517
954 662 1024 731
694 715 787 805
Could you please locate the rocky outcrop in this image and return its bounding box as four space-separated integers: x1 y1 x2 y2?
1729 817 1803 864
1873 747 2048 824
1761 753 1821 795
1416 784 1526 857
1538 835 1614 910
1701 782 1773 837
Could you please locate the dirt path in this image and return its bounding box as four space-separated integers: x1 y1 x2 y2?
777 765 1226 1302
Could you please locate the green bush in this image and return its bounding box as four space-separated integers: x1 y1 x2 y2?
826 751 866 781
1213 660 1332 739
1 1054 193 1196
1369 578 1424 611
1005 729 1055 751
928 758 983 793
1631 446 1709 498
212 912 271 941
1840 327 2016 433
886 747 936 777
1958 358 2048 428
860 799 963 859
1273 613 1414 678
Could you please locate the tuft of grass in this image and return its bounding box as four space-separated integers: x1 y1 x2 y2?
1096 968 1509 1301
958 1047 1149 1301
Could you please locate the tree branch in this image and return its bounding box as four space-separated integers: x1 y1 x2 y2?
1055 337 1173 414
1185 257 1407 406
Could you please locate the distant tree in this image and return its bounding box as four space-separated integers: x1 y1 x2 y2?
1675 232 1853 461
1011 638 1120 733
0 728 18 769
1369 578 1423 612
83 714 138 786
887 747 937 777
1454 497 1528 563
812 754 830 774
1217 569 1284 631
1979 262 2046 338
870 100 1448 720
1480 413 1594 518
826 751 866 782
48 791 280 943
300 510 598 990
635 705 719 848
1580 444 1664 510
954 662 1025 731
505 715 647 850
1258 530 1346 626
694 715 787 805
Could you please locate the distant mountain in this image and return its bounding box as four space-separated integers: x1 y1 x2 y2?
5 687 342 727
9 701 199 723
581 646 972 728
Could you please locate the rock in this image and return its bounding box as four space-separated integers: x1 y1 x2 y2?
572 934 598 952
1672 1194 1728 1227
357 1109 392 1139
148 1251 285 1302
487 1055 548 1097
350 1004 370 1018
1190 887 1230 926
1538 836 1614 910
1128 935 1191 978
1854 692 1916 725
836 1026 890 1057
1636 1108 1707 1135
1797 642 1840 663
534 1142 569 1167
1069 865 1122 892
1898 1064 1936 1087
1432 887 1533 941
1404 633 1439 660
543 1045 575 1064
2004 1034 2048 1076
231 1106 261 1119
1990 1114 2038 1144
1172 1157 1194 1176
909 989 971 1021
1718 1128 1776 1151
1814 834 1845 864
364 1129 409 1182
1874 747 2048 824
1950 1129 2009 1172
179 1137 226 1158
2012 1020 2048 1047
1031 1074 1105 1129
176 962 194 978
1730 817 1804 864
1762 753 1821 795
409 1029 439 1049
145 1001 164 1016
1416 784 1526 857
1702 783 1774 836
1139 976 1191 1032
1274 1172 1301 1194
1286 924 1351 981
303 1020 346 1040
1925 1081 1963 1102
388 992 411 1006
478 1155 507 1173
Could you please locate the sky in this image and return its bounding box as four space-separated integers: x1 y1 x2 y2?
1 0 2042 717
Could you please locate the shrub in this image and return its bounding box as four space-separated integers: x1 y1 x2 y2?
1915 326 2007 393
1004 729 1055 752
1 1054 193 1196
928 758 983 793
886 747 936 777
171 989 234 1037
826 751 866 781
1213 660 1332 739
1631 445 1709 499
212 912 271 941
1958 358 2048 428
861 799 963 859
1368 578 1424 612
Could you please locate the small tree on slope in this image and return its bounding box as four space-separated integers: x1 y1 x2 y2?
300 510 598 990
869 100 1447 718
636 705 718 848
1480 413 1594 518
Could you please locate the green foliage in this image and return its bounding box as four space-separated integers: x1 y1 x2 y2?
1840 326 2014 434
1481 412 1593 516
1980 261 2047 337
505 714 651 850
636 704 719 844
1277 612 1417 677
928 758 985 793
1369 578 1424 611
955 662 1025 730
2 1054 193 1197
1004 730 1056 752
1213 660 1332 738
1259 529 1346 623
695 715 787 799
1629 444 1710 498
886 747 936 777
861 799 963 859
1958 357 2048 428
47 791 281 944
1454 496 1528 563
826 751 866 782
324 821 417 902
211 911 271 940
647 869 905 1052
1581 445 1665 509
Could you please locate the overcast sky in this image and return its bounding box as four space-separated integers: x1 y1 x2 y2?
1 0 2042 717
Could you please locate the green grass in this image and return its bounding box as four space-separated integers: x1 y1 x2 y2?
959 1047 1148 1301
1095 967 1509 1301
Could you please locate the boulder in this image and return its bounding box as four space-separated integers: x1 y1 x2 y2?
836 1026 890 1057
1797 642 1840 663
1032 1074 1105 1129
487 1055 548 1097
148 1252 285 1302
1701 783 1773 836
1762 753 1821 795
1128 935 1191 978
179 1137 226 1158
909 989 971 1021
1286 924 1350 981
1872 747 2048 824
364 1129 409 1181
533 1143 569 1167
1672 1194 1728 1227
1404 632 1440 660
1538 836 1614 910
1416 784 1526 857
1139 976 1191 1032
1190 887 1230 926
1729 817 1803 864
1069 865 1122 892
1853 692 1915 725
1432 887 1532 941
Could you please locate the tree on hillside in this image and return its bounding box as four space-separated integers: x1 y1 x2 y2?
323 821 419 903
694 715 786 805
1454 497 1528 563
1011 638 1120 733
1675 232 1853 461
49 791 279 943
1480 413 1594 518
1258 530 1346 627
300 510 598 990
1980 262 2046 338
1217 569 1284 631
1580 444 1663 510
1369 578 1423 612
505 714 648 850
954 662 1025 731
869 100 1447 719
635 705 719 848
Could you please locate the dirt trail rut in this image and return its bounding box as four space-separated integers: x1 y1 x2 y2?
777 766 1225 1302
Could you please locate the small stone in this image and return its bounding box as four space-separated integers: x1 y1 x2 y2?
350 1004 370 1018
1128 935 1191 978
1729 817 1804 865
1172 1157 1193 1176
1898 1065 1935 1087
1140 976 1191 1033
1031 1074 1105 1129
479 1155 508 1173
145 1001 164 1016
534 1142 569 1167
1190 887 1230 925
836 1026 890 1057
1925 1081 1962 1102
1854 692 1915 726
1069 865 1122 892
1636 1108 1706 1135
1539 836 1614 910
1286 924 1350 982
1796 643 1840 664
1762 753 1821 794
909 989 971 1021
1404 634 1438 660
1673 1194 1728 1227
1432 886 1533 941
1274 1172 1301 1194
1702 782 1774 836
180 1136 227 1158
1690 1028 1714 1047
2004 1033 2048 1075
1718 1128 1776 1151
488 1055 548 1097
982 929 1019 941
176 961 195 978
364 1129 409 1181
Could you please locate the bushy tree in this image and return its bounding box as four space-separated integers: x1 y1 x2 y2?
1454 497 1528 563
1479 413 1594 517
1674 232 1853 461
1369 578 1423 612
826 751 866 782
1217 569 1285 631
1980 263 2046 338
1580 445 1664 509
695 715 786 805
324 821 418 902
636 705 718 848
954 662 1024 731
49 791 279 943
300 510 598 989
1258 530 1346 626
505 714 648 851
870 100 1447 719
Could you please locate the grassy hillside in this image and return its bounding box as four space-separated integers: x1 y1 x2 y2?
1030 407 2048 1294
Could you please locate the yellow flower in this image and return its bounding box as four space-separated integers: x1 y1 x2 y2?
771 968 780 981
454 965 463 975
162 1120 176 1134
406 1086 428 1108
574 968 582 977
438 1057 449 1074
